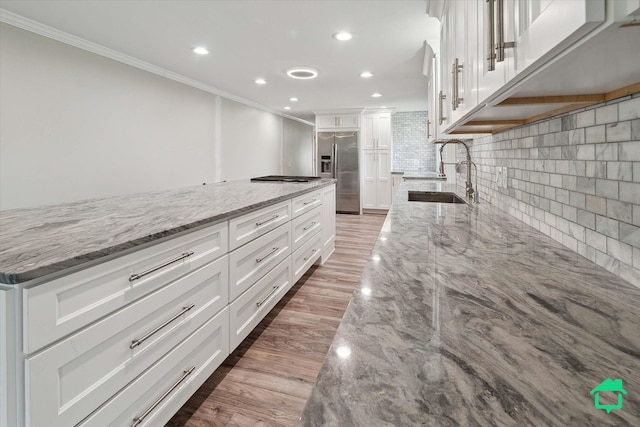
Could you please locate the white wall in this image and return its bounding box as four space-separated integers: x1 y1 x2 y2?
282 118 314 176
0 23 286 210
220 98 282 181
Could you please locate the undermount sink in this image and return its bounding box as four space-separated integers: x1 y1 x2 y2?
408 191 467 204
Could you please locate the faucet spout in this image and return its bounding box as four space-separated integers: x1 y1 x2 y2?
436 139 476 201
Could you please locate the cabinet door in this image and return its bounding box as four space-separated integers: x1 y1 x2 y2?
477 0 511 105
361 115 376 149
362 150 378 209
316 115 338 129
376 114 392 149
337 114 360 128
376 151 392 210
0 289 8 427
321 184 336 256
513 0 605 76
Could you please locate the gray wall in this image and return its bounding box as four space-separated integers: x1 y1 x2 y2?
282 118 314 176
0 23 286 210
460 94 640 287
392 111 437 173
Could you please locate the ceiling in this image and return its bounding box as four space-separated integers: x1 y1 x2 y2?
0 0 440 122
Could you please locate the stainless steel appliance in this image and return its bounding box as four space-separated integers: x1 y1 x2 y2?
317 131 360 213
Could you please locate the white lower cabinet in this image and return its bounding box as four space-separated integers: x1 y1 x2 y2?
6 185 335 427
321 184 336 262
362 150 392 210
291 206 322 251
228 223 291 301
25 255 228 427
292 232 322 283
78 307 229 427
229 257 292 351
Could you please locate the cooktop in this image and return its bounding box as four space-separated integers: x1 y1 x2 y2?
251 175 322 183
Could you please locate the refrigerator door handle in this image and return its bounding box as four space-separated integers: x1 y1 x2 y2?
332 143 338 179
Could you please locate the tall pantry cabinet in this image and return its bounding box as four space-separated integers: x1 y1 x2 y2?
361 111 392 211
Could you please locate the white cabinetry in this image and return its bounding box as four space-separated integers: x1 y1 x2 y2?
321 184 336 262
315 112 361 130
4 184 336 427
362 150 392 210
361 113 391 149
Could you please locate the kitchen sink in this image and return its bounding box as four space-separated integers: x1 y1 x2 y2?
408 191 467 204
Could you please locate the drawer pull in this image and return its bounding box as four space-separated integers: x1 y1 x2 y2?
256 214 279 226
256 286 279 307
131 366 195 427
129 252 194 282
130 304 195 349
304 249 318 262
303 222 317 231
303 198 318 206
256 247 279 263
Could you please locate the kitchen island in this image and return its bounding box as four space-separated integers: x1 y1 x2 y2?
300 181 640 426
0 178 336 427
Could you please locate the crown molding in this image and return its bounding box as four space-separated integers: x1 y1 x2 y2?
0 9 314 126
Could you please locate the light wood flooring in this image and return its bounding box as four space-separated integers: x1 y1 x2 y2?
166 213 386 427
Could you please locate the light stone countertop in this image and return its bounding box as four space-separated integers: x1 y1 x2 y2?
299 181 640 426
391 171 446 180
0 179 335 284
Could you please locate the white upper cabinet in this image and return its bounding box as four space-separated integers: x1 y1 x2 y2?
511 0 605 77
315 113 361 130
361 112 391 149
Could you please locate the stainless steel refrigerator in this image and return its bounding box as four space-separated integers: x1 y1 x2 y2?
317 131 360 214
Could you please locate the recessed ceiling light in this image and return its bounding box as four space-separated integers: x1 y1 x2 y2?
286 67 318 79
290 97 298 102
255 78 267 85
333 31 352 41
192 46 209 55
371 92 382 97
380 105 387 108
284 106 291 110
360 71 373 78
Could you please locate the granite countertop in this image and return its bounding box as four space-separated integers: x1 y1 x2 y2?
0 179 334 284
300 181 640 426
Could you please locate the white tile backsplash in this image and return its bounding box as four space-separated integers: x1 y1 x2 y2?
461 93 640 287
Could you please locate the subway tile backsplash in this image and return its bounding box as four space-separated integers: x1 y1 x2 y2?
460 93 640 288
392 111 437 173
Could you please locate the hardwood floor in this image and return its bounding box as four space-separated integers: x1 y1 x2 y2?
166 213 386 427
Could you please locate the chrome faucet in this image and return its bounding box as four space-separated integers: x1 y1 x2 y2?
436 139 477 202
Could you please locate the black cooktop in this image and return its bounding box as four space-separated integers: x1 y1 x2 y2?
251 175 322 183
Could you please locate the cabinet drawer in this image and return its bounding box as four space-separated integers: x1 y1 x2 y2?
229 200 291 250
291 190 322 218
229 257 292 351
78 307 229 427
292 231 322 284
23 221 228 354
25 256 228 427
291 206 322 252
229 223 291 302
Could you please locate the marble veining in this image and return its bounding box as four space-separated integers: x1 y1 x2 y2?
299 181 640 426
0 179 334 284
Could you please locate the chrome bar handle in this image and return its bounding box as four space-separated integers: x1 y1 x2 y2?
256 286 279 307
129 252 194 282
487 0 496 71
303 222 317 231
132 366 195 427
256 247 279 263
496 0 515 62
438 90 447 125
332 143 337 178
304 248 318 262
427 120 431 139
452 58 464 110
130 304 195 349
255 214 279 226
303 198 318 206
